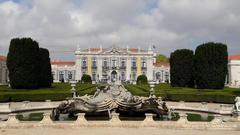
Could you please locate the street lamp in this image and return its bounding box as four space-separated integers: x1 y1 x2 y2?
149 80 156 97
70 80 77 98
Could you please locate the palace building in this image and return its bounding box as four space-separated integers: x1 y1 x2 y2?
228 54 240 87
0 55 8 85
52 46 171 84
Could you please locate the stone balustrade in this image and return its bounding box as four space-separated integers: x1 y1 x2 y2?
0 112 240 130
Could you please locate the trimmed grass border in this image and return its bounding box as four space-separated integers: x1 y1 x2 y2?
0 83 96 102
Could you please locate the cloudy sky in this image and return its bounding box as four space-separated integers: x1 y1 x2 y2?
0 0 240 60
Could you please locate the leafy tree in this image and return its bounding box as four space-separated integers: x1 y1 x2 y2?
195 42 228 89
137 75 148 84
39 48 52 88
156 54 169 63
170 49 194 87
7 38 40 89
81 74 92 84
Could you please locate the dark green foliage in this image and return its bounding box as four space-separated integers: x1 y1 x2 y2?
39 48 52 88
137 75 148 84
195 42 228 89
170 49 194 87
81 74 92 84
7 38 40 89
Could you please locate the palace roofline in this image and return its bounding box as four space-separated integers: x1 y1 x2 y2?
51 61 75 65
0 55 7 61
229 54 240 60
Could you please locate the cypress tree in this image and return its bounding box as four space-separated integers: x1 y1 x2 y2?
7 38 40 89
170 49 194 87
39 48 52 88
195 42 228 89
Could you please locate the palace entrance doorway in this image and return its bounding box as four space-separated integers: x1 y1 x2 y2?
111 70 117 82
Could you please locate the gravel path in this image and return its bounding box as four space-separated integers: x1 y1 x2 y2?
1 127 239 135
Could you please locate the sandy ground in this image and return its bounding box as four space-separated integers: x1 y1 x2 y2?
0 127 240 135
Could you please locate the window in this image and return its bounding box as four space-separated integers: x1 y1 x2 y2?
121 60 125 67
121 72 125 80
59 71 64 82
132 58 136 67
92 57 97 67
68 71 72 80
92 72 96 81
103 59 107 67
112 59 116 67
132 72 136 81
82 57 87 67
52 71 55 80
142 58 146 68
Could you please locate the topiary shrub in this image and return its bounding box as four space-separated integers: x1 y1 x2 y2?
81 74 92 84
137 75 148 84
195 42 228 89
170 49 194 87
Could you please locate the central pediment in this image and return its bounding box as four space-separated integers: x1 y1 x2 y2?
100 46 129 55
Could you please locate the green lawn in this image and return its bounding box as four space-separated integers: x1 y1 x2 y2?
0 83 96 102
125 83 240 103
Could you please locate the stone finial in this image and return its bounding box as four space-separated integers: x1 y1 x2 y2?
6 113 19 124
74 113 88 126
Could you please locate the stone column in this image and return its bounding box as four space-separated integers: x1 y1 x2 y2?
146 57 153 81
97 57 103 81
74 113 88 126
177 113 188 123
142 113 156 127
40 113 53 124
126 57 131 81
211 114 223 124
6 113 19 123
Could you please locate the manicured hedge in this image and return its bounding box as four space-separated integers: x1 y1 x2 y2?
125 84 239 104
0 83 96 102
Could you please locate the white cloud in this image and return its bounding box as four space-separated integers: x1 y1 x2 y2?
0 0 240 60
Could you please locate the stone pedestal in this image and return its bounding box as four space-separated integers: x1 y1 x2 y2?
211 114 223 124
74 113 88 126
6 113 19 123
142 113 156 126
177 113 188 123
40 113 53 124
110 112 121 123
143 113 155 123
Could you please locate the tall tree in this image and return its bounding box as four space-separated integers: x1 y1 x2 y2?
170 49 194 87
156 54 169 63
7 38 40 89
39 48 52 88
195 42 228 89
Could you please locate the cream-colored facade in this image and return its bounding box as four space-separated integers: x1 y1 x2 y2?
51 61 76 82
75 46 155 83
228 54 240 87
